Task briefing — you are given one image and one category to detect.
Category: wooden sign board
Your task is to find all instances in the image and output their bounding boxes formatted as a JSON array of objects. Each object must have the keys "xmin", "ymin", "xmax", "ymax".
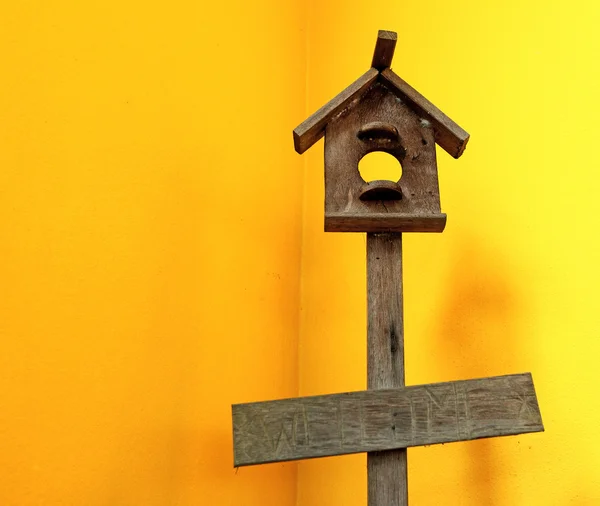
[{"xmin": 232, "ymin": 373, "xmax": 543, "ymax": 467}]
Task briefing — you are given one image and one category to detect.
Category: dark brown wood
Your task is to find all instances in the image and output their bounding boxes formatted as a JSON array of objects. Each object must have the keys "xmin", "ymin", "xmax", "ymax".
[
  {"xmin": 293, "ymin": 68, "xmax": 378, "ymax": 154},
  {"xmin": 231, "ymin": 373, "xmax": 543, "ymax": 467},
  {"xmin": 325, "ymin": 213, "xmax": 446, "ymax": 233},
  {"xmin": 380, "ymin": 68, "xmax": 469, "ymax": 158},
  {"xmin": 358, "ymin": 121, "xmax": 400, "ymax": 142},
  {"xmin": 360, "ymin": 180, "xmax": 403, "ymax": 201},
  {"xmin": 371, "ymin": 30, "xmax": 398, "ymax": 70},
  {"xmin": 294, "ymin": 31, "xmax": 470, "ymax": 233},
  {"xmin": 324, "ymin": 82, "xmax": 445, "ymax": 233},
  {"xmin": 367, "ymin": 233, "xmax": 407, "ymax": 506}
]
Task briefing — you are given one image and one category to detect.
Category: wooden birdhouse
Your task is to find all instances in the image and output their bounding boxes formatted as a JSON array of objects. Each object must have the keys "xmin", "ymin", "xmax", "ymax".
[
  {"xmin": 232, "ymin": 31, "xmax": 543, "ymax": 506},
  {"xmin": 293, "ymin": 30, "xmax": 469, "ymax": 233}
]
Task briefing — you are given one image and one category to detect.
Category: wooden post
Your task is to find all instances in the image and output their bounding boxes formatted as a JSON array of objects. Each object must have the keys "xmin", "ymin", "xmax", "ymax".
[{"xmin": 367, "ymin": 232, "xmax": 408, "ymax": 506}]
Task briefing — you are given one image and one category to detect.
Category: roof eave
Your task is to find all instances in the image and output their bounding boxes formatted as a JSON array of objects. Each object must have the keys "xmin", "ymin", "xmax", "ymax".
[
  {"xmin": 380, "ymin": 68, "xmax": 469, "ymax": 159},
  {"xmin": 293, "ymin": 68, "xmax": 379, "ymax": 154}
]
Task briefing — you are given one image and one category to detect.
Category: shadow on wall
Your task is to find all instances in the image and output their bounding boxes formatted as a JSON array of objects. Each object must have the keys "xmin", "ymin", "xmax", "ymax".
[{"xmin": 433, "ymin": 234, "xmax": 525, "ymax": 506}]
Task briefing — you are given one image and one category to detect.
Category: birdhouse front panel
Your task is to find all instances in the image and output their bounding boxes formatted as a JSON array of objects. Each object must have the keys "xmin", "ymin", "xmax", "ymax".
[{"xmin": 324, "ymin": 81, "xmax": 446, "ymax": 233}]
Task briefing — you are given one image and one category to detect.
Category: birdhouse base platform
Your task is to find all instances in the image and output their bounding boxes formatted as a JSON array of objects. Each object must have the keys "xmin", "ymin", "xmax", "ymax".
[{"xmin": 325, "ymin": 212, "xmax": 447, "ymax": 233}]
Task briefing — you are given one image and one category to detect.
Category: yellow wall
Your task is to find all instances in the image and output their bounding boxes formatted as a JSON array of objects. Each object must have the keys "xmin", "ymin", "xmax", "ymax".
[
  {"xmin": 2, "ymin": 1, "xmax": 600, "ymax": 505},
  {"xmin": 299, "ymin": 1, "xmax": 600, "ymax": 505},
  {"xmin": 0, "ymin": 1, "xmax": 305, "ymax": 504}
]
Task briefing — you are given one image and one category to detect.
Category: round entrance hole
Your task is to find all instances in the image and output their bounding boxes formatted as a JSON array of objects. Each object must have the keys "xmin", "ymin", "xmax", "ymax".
[{"xmin": 358, "ymin": 151, "xmax": 402, "ymax": 183}]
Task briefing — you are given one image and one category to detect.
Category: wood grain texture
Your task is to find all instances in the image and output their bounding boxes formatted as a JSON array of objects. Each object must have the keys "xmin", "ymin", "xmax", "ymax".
[
  {"xmin": 380, "ymin": 68, "xmax": 469, "ymax": 159},
  {"xmin": 325, "ymin": 213, "xmax": 446, "ymax": 233},
  {"xmin": 231, "ymin": 373, "xmax": 543, "ymax": 466},
  {"xmin": 367, "ymin": 233, "xmax": 407, "ymax": 506},
  {"xmin": 324, "ymin": 82, "xmax": 445, "ymax": 233},
  {"xmin": 293, "ymin": 68, "xmax": 378, "ymax": 154},
  {"xmin": 371, "ymin": 30, "xmax": 397, "ymax": 70}
]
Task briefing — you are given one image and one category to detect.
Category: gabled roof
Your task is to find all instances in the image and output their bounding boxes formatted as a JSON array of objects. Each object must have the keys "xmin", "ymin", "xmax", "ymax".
[{"xmin": 293, "ymin": 30, "xmax": 469, "ymax": 159}]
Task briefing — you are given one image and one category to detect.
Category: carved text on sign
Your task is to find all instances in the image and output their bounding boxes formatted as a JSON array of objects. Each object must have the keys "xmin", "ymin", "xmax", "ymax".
[{"xmin": 232, "ymin": 373, "xmax": 543, "ymax": 466}]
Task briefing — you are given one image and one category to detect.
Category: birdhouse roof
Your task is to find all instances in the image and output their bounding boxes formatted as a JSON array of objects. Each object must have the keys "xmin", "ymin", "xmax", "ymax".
[{"xmin": 293, "ymin": 30, "xmax": 469, "ymax": 159}]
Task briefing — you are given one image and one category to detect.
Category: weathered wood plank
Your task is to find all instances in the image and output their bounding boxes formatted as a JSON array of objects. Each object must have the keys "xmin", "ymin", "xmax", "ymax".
[
  {"xmin": 380, "ymin": 68, "xmax": 470, "ymax": 159},
  {"xmin": 371, "ymin": 30, "xmax": 397, "ymax": 70},
  {"xmin": 325, "ymin": 213, "xmax": 447, "ymax": 233},
  {"xmin": 293, "ymin": 68, "xmax": 378, "ymax": 154},
  {"xmin": 232, "ymin": 373, "xmax": 543, "ymax": 466},
  {"xmin": 367, "ymin": 233, "xmax": 407, "ymax": 506}
]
